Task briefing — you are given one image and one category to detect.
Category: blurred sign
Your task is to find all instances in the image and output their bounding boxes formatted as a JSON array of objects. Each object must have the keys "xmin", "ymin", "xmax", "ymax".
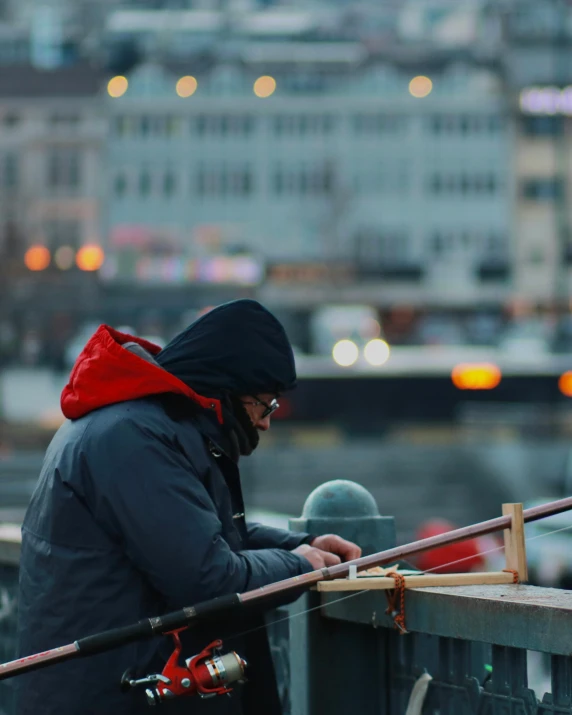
[
  {"xmin": 520, "ymin": 86, "xmax": 572, "ymax": 115},
  {"xmin": 101, "ymin": 253, "xmax": 264, "ymax": 286},
  {"xmin": 267, "ymin": 263, "xmax": 354, "ymax": 284}
]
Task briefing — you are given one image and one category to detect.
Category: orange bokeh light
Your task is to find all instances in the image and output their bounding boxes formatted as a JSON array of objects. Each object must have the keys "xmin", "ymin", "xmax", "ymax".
[
  {"xmin": 107, "ymin": 76, "xmax": 128, "ymax": 98},
  {"xmin": 451, "ymin": 363, "xmax": 501, "ymax": 390},
  {"xmin": 76, "ymin": 244, "xmax": 105, "ymax": 271},
  {"xmin": 24, "ymin": 245, "xmax": 51, "ymax": 271},
  {"xmin": 253, "ymin": 76, "xmax": 276, "ymax": 98},
  {"xmin": 176, "ymin": 76, "xmax": 198, "ymax": 97},
  {"xmin": 559, "ymin": 372, "xmax": 572, "ymax": 397},
  {"xmin": 409, "ymin": 75, "xmax": 433, "ymax": 98}
]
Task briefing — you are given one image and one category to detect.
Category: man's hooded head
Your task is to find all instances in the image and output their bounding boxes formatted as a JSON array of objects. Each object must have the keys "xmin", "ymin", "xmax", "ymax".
[{"xmin": 155, "ymin": 299, "xmax": 297, "ymax": 400}]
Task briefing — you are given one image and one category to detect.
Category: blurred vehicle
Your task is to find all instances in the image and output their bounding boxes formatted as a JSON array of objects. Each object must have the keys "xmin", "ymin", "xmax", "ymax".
[
  {"xmin": 524, "ymin": 497, "xmax": 572, "ymax": 589},
  {"xmin": 414, "ymin": 315, "xmax": 466, "ymax": 346},
  {"xmin": 499, "ymin": 318, "xmax": 553, "ymax": 357},
  {"xmin": 413, "ymin": 519, "xmax": 503, "ymax": 573},
  {"xmin": 309, "ymin": 304, "xmax": 381, "ymax": 356}
]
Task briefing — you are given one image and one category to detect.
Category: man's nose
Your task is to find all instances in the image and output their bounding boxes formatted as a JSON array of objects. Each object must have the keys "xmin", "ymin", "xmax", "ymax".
[{"xmin": 256, "ymin": 415, "xmax": 272, "ymax": 431}]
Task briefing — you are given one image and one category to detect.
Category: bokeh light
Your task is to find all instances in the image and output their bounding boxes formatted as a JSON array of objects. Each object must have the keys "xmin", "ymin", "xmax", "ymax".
[
  {"xmin": 558, "ymin": 372, "xmax": 572, "ymax": 397},
  {"xmin": 364, "ymin": 339, "xmax": 391, "ymax": 366},
  {"xmin": 107, "ymin": 76, "xmax": 128, "ymax": 98},
  {"xmin": 76, "ymin": 244, "xmax": 105, "ymax": 271},
  {"xmin": 24, "ymin": 245, "xmax": 50, "ymax": 271},
  {"xmin": 409, "ymin": 76, "xmax": 433, "ymax": 98},
  {"xmin": 332, "ymin": 339, "xmax": 359, "ymax": 367},
  {"xmin": 451, "ymin": 363, "xmax": 501, "ymax": 390},
  {"xmin": 54, "ymin": 245, "xmax": 75, "ymax": 270},
  {"xmin": 176, "ymin": 76, "xmax": 198, "ymax": 98},
  {"xmin": 253, "ymin": 76, "xmax": 276, "ymax": 98}
]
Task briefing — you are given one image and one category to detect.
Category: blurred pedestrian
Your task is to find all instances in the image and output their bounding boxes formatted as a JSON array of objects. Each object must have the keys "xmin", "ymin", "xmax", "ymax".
[
  {"xmin": 414, "ymin": 518, "xmax": 502, "ymax": 574},
  {"xmin": 16, "ymin": 299, "xmax": 361, "ymax": 715}
]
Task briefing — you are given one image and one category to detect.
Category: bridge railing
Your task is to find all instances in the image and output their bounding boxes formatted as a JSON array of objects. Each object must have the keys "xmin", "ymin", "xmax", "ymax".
[
  {"xmin": 280, "ymin": 480, "xmax": 572, "ymax": 715},
  {"xmin": 2, "ymin": 482, "xmax": 572, "ymax": 715}
]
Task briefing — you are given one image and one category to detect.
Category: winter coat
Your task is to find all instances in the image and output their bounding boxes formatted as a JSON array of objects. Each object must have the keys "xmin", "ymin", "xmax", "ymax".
[{"xmin": 16, "ymin": 301, "xmax": 313, "ymax": 715}]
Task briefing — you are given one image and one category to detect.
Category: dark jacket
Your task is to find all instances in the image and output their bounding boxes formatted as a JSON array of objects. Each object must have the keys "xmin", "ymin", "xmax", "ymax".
[{"xmin": 16, "ymin": 301, "xmax": 313, "ymax": 715}]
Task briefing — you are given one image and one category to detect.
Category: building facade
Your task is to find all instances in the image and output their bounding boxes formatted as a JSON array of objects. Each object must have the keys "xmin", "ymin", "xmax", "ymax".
[
  {"xmin": 0, "ymin": 63, "xmax": 106, "ymax": 362},
  {"xmin": 504, "ymin": 0, "xmax": 572, "ymax": 308},
  {"xmin": 104, "ymin": 49, "xmax": 512, "ymax": 308}
]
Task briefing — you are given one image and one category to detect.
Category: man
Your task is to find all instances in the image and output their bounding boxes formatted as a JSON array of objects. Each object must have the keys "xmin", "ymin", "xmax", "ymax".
[{"xmin": 16, "ymin": 299, "xmax": 360, "ymax": 715}]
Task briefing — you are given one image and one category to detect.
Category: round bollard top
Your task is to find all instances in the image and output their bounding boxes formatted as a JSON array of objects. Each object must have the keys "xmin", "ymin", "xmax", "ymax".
[{"xmin": 301, "ymin": 480, "xmax": 380, "ymax": 519}]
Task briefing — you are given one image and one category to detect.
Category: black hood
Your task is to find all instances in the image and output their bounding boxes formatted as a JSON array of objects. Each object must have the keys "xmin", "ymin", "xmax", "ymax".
[{"xmin": 155, "ymin": 299, "xmax": 297, "ymax": 399}]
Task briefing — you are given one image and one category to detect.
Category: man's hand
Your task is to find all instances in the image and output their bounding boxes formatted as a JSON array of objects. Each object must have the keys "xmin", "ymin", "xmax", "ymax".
[
  {"xmin": 291, "ymin": 544, "xmax": 342, "ymax": 570},
  {"xmin": 309, "ymin": 534, "xmax": 362, "ymax": 562}
]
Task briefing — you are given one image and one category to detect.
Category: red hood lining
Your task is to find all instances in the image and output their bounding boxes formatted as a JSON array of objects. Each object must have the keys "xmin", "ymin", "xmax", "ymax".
[{"xmin": 61, "ymin": 325, "xmax": 223, "ymax": 423}]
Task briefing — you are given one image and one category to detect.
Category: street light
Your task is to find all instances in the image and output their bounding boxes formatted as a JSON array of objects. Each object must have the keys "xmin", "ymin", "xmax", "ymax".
[{"xmin": 24, "ymin": 245, "xmax": 50, "ymax": 271}]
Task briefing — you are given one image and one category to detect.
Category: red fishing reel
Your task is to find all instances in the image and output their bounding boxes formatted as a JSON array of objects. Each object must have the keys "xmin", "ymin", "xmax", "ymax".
[{"xmin": 121, "ymin": 629, "xmax": 247, "ymax": 706}]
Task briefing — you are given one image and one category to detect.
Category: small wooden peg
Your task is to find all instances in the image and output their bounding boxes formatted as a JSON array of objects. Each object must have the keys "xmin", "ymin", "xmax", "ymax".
[{"xmin": 502, "ymin": 503, "xmax": 528, "ymax": 583}]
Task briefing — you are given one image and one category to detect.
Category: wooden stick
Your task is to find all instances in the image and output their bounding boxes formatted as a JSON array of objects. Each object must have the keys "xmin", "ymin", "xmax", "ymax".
[
  {"xmin": 316, "ymin": 571, "xmax": 516, "ymax": 592},
  {"xmin": 502, "ymin": 503, "xmax": 528, "ymax": 582}
]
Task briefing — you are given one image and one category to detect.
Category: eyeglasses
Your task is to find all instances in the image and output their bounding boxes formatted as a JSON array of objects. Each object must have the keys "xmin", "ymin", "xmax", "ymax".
[{"xmin": 241, "ymin": 396, "xmax": 280, "ymax": 419}]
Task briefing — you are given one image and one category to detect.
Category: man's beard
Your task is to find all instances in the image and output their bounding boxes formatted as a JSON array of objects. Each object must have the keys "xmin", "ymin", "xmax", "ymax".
[{"xmin": 224, "ymin": 394, "xmax": 260, "ymax": 459}]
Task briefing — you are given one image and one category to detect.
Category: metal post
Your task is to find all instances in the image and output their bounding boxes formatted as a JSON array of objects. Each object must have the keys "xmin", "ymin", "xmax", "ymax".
[{"xmin": 288, "ymin": 479, "xmax": 396, "ymax": 715}]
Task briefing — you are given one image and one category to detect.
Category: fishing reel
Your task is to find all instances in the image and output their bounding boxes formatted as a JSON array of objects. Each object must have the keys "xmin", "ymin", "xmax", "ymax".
[{"xmin": 121, "ymin": 629, "xmax": 247, "ymax": 706}]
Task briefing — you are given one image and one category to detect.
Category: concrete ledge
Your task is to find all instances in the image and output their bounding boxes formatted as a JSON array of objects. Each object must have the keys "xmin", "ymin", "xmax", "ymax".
[{"xmin": 322, "ymin": 584, "xmax": 572, "ymax": 655}]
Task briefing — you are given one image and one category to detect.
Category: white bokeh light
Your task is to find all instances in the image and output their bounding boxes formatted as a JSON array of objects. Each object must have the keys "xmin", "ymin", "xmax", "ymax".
[
  {"xmin": 364, "ymin": 339, "xmax": 390, "ymax": 366},
  {"xmin": 332, "ymin": 339, "xmax": 359, "ymax": 367}
]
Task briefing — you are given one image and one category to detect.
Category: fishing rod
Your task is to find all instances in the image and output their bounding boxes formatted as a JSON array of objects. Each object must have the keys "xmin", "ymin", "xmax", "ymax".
[{"xmin": 2, "ymin": 495, "xmax": 572, "ymax": 706}]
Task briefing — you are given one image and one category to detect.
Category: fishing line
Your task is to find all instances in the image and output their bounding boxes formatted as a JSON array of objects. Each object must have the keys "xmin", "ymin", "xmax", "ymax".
[{"xmin": 229, "ymin": 519, "xmax": 572, "ymax": 642}]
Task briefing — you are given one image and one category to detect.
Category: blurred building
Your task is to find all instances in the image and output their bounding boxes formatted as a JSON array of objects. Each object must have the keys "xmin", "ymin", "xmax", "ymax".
[
  {"xmin": 103, "ymin": 48, "xmax": 511, "ymax": 310},
  {"xmin": 503, "ymin": 0, "xmax": 572, "ymax": 308},
  {"xmin": 0, "ymin": 63, "xmax": 106, "ymax": 364},
  {"xmin": 4, "ymin": 0, "xmax": 572, "ymax": 356}
]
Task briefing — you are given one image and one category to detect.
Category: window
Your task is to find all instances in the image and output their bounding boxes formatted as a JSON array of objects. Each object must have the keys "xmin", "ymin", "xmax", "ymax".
[
  {"xmin": 353, "ymin": 113, "xmax": 406, "ymax": 135},
  {"xmin": 112, "ymin": 116, "xmax": 136, "ymax": 137},
  {"xmin": 163, "ymin": 170, "xmax": 177, "ymax": 197},
  {"xmin": 195, "ymin": 164, "xmax": 254, "ymax": 197},
  {"xmin": 139, "ymin": 170, "xmax": 152, "ymax": 197},
  {"xmin": 521, "ymin": 116, "xmax": 563, "ymax": 137},
  {"xmin": 428, "ymin": 114, "xmax": 505, "ymax": 135},
  {"xmin": 49, "ymin": 114, "xmax": 80, "ymax": 127},
  {"xmin": 430, "ymin": 232, "xmax": 448, "ymax": 256},
  {"xmin": 428, "ymin": 231, "xmax": 470, "ymax": 257},
  {"xmin": 486, "ymin": 233, "xmax": 509, "ymax": 257},
  {"xmin": 46, "ymin": 148, "xmax": 81, "ymax": 191},
  {"xmin": 354, "ymin": 229, "xmax": 410, "ymax": 265},
  {"xmin": 192, "ymin": 114, "xmax": 255, "ymax": 137},
  {"xmin": 165, "ymin": 116, "xmax": 181, "ymax": 137},
  {"xmin": 521, "ymin": 178, "xmax": 564, "ymax": 200},
  {"xmin": 114, "ymin": 172, "xmax": 128, "ymax": 198},
  {"xmin": 2, "ymin": 152, "xmax": 17, "ymax": 189},
  {"xmin": 273, "ymin": 114, "xmax": 336, "ymax": 137},
  {"xmin": 427, "ymin": 173, "xmax": 501, "ymax": 196},
  {"xmin": 272, "ymin": 163, "xmax": 335, "ymax": 197},
  {"xmin": 140, "ymin": 116, "xmax": 151, "ymax": 137}
]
